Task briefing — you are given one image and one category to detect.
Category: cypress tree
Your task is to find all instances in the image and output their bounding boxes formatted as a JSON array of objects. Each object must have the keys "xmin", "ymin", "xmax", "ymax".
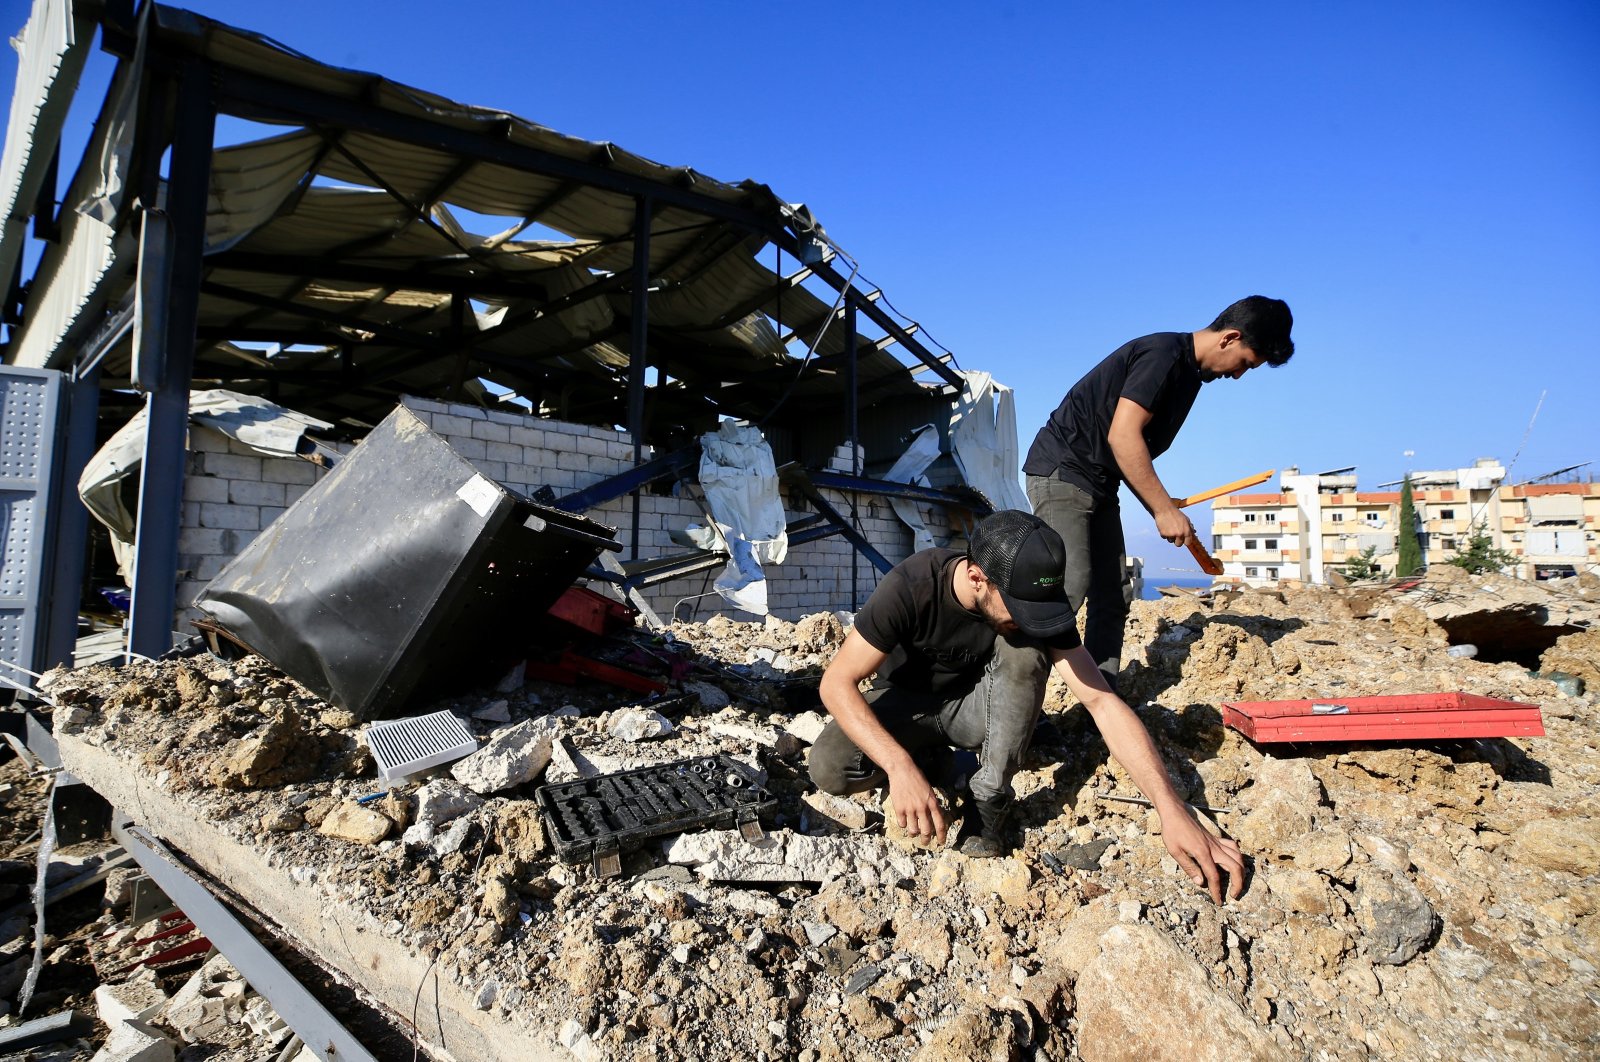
[{"xmin": 1396, "ymin": 476, "xmax": 1423, "ymax": 577}]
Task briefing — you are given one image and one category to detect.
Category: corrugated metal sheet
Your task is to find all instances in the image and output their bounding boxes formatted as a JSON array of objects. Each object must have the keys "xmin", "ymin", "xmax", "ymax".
[{"xmin": 0, "ymin": 0, "xmax": 91, "ymax": 286}]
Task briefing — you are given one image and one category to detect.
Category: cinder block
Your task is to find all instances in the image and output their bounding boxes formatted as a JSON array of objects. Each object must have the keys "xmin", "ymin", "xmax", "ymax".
[
  {"xmin": 284, "ymin": 484, "xmax": 312, "ymax": 506},
  {"xmin": 472, "ymin": 421, "xmax": 511, "ymax": 443},
  {"xmin": 177, "ymin": 528, "xmax": 227, "ymax": 555},
  {"xmin": 486, "ymin": 441, "xmax": 522, "ymax": 464},
  {"xmin": 199, "ymin": 503, "xmax": 260, "ymax": 531},
  {"xmin": 260, "ymin": 506, "xmax": 286, "ymax": 526},
  {"xmin": 201, "ymin": 453, "xmax": 262, "ymax": 480},
  {"xmin": 446, "ymin": 403, "xmax": 488, "ymax": 420},
  {"xmin": 189, "ymin": 427, "xmax": 231, "ymax": 453},
  {"xmin": 509, "ymin": 426, "xmax": 545, "ymax": 449},
  {"xmin": 230, "ymin": 481, "xmax": 286, "ymax": 507},
  {"xmin": 487, "ymin": 410, "xmax": 525, "ymax": 426},
  {"xmin": 450, "ymin": 437, "xmax": 488, "ymax": 460},
  {"xmin": 195, "ymin": 555, "xmax": 230, "ymax": 580},
  {"xmin": 433, "ymin": 414, "xmax": 474, "ymax": 437},
  {"xmin": 472, "ymin": 460, "xmax": 507, "ymax": 482},
  {"xmin": 182, "ymin": 476, "xmax": 230, "ymax": 504},
  {"xmin": 181, "ymin": 501, "xmax": 201, "ymax": 528},
  {"xmin": 401, "ymin": 395, "xmax": 446, "ymax": 414},
  {"xmin": 606, "ymin": 441, "xmax": 635, "ymax": 462},
  {"xmin": 263, "ymin": 460, "xmax": 317, "ymax": 485},
  {"xmin": 573, "ymin": 434, "xmax": 607, "ymax": 457},
  {"xmin": 541, "ymin": 468, "xmax": 577, "ymax": 489}
]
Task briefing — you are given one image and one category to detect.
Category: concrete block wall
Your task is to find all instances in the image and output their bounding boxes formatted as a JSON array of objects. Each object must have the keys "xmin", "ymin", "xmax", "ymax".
[
  {"xmin": 170, "ymin": 398, "xmax": 968, "ymax": 633},
  {"xmin": 173, "ymin": 426, "xmax": 351, "ymax": 632}
]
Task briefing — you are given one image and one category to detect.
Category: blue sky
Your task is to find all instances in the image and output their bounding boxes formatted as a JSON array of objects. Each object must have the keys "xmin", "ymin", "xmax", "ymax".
[{"xmin": 4, "ymin": 0, "xmax": 1597, "ymax": 573}]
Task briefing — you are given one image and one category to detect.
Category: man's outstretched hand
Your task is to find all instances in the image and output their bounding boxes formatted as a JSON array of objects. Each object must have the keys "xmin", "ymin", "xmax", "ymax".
[
  {"xmin": 887, "ymin": 766, "xmax": 947, "ymax": 847},
  {"xmin": 1162, "ymin": 809, "xmax": 1246, "ymax": 904}
]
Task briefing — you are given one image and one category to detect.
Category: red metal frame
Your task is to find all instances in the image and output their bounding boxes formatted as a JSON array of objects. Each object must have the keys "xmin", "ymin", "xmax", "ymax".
[{"xmin": 1221, "ymin": 692, "xmax": 1545, "ymax": 743}]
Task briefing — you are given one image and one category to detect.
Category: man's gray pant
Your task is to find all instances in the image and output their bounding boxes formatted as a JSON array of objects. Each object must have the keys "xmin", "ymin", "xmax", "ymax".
[
  {"xmin": 1025, "ymin": 473, "xmax": 1132, "ymax": 691},
  {"xmin": 807, "ymin": 635, "xmax": 1050, "ymax": 836}
]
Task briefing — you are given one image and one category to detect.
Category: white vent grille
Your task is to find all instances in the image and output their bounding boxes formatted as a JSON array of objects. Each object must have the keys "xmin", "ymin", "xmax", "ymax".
[{"xmin": 365, "ymin": 711, "xmax": 478, "ymax": 786}]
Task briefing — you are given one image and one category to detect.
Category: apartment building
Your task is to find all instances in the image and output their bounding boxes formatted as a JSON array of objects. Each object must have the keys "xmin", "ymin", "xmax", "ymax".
[{"xmin": 1209, "ymin": 459, "xmax": 1598, "ymax": 587}]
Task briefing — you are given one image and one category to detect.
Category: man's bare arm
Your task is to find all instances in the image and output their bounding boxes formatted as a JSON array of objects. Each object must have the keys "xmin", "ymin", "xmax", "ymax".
[
  {"xmin": 1107, "ymin": 396, "xmax": 1193, "ymax": 546},
  {"xmin": 819, "ymin": 631, "xmax": 947, "ymax": 844},
  {"xmin": 1051, "ymin": 645, "xmax": 1245, "ymax": 902}
]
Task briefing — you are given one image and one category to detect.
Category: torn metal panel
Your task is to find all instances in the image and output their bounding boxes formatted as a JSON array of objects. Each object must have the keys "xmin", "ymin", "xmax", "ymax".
[
  {"xmin": 76, "ymin": 388, "xmax": 332, "ymax": 580},
  {"xmin": 194, "ymin": 405, "xmax": 619, "ymax": 719},
  {"xmin": 950, "ymin": 371, "xmax": 1030, "ymax": 514},
  {"xmin": 0, "ymin": 0, "xmax": 93, "ymax": 285}
]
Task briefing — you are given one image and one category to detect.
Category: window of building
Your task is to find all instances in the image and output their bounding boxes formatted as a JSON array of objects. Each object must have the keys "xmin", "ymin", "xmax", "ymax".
[
  {"xmin": 1439, "ymin": 509, "xmax": 1455, "ymax": 520},
  {"xmin": 1244, "ymin": 513, "xmax": 1258, "ymax": 523},
  {"xmin": 1365, "ymin": 512, "xmax": 1382, "ymax": 524},
  {"xmin": 1244, "ymin": 538, "xmax": 1257, "ymax": 550},
  {"xmin": 1266, "ymin": 567, "xmax": 1279, "ymax": 580},
  {"xmin": 1265, "ymin": 513, "xmax": 1278, "ymax": 523},
  {"xmin": 1441, "ymin": 537, "xmax": 1457, "ymax": 550},
  {"xmin": 1245, "ymin": 567, "xmax": 1259, "ymax": 578},
  {"xmin": 1330, "ymin": 512, "xmax": 1345, "ymax": 523},
  {"xmin": 1265, "ymin": 538, "xmax": 1278, "ymax": 550}
]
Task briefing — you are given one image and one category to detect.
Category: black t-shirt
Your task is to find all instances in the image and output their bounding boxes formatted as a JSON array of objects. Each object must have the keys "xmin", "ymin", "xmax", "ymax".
[
  {"xmin": 1022, "ymin": 331, "xmax": 1203, "ymax": 502},
  {"xmin": 854, "ymin": 548, "xmax": 1081, "ymax": 699}
]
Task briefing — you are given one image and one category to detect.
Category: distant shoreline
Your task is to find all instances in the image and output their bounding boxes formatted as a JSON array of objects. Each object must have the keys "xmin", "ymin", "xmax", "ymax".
[{"xmin": 1140, "ymin": 575, "xmax": 1216, "ymax": 600}]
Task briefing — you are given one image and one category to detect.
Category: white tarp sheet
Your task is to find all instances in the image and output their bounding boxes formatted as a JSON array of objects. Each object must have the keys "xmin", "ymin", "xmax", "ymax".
[
  {"xmin": 696, "ymin": 421, "xmax": 788, "ymax": 614},
  {"xmin": 949, "ymin": 371, "xmax": 1029, "ymax": 514},
  {"xmin": 79, "ymin": 389, "xmax": 331, "ymax": 580},
  {"xmin": 882, "ymin": 424, "xmax": 943, "ymax": 554}
]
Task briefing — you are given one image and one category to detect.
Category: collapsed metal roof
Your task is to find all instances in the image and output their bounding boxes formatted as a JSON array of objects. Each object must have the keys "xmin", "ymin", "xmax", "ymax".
[{"xmin": 3, "ymin": 2, "xmax": 965, "ymax": 449}]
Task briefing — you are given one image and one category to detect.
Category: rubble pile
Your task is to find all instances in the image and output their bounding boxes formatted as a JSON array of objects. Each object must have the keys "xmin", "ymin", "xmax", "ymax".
[{"xmin": 8, "ymin": 571, "xmax": 1599, "ymax": 1060}]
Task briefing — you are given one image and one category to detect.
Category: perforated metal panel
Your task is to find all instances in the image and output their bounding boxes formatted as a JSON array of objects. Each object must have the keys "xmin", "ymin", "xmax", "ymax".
[{"xmin": 0, "ymin": 367, "xmax": 63, "ymax": 681}]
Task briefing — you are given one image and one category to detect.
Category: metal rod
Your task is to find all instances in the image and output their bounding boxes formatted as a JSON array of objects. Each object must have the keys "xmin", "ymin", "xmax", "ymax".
[
  {"xmin": 627, "ymin": 195, "xmax": 652, "ymax": 561},
  {"xmin": 113, "ymin": 823, "xmax": 379, "ymax": 1062},
  {"xmin": 846, "ymin": 294, "xmax": 860, "ymax": 610}
]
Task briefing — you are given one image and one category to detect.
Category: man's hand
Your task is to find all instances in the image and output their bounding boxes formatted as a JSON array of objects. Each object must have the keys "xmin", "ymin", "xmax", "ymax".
[
  {"xmin": 1161, "ymin": 807, "xmax": 1245, "ymax": 904},
  {"xmin": 888, "ymin": 765, "xmax": 947, "ymax": 846},
  {"xmin": 1154, "ymin": 507, "xmax": 1195, "ymax": 546}
]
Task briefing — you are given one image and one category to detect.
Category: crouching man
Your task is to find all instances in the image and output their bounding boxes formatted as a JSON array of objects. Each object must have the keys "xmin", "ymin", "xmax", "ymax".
[{"xmin": 808, "ymin": 509, "xmax": 1243, "ymax": 902}]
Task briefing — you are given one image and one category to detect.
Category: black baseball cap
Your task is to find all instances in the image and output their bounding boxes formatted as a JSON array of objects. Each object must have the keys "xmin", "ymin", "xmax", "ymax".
[{"xmin": 967, "ymin": 510, "xmax": 1077, "ymax": 637}]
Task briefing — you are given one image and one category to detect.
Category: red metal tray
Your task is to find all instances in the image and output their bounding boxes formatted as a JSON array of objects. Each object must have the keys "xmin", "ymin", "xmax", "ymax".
[{"xmin": 1221, "ymin": 692, "xmax": 1545, "ymax": 743}]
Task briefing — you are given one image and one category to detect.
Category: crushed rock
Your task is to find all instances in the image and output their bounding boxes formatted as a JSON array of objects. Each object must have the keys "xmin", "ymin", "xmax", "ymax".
[{"xmin": 28, "ymin": 576, "xmax": 1600, "ymax": 1060}]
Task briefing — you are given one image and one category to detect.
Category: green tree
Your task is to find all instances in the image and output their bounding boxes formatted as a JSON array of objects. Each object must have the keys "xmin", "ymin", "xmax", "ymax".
[
  {"xmin": 1448, "ymin": 520, "xmax": 1516, "ymax": 574},
  {"xmin": 1396, "ymin": 476, "xmax": 1423, "ymax": 577},
  {"xmin": 1342, "ymin": 545, "xmax": 1383, "ymax": 581}
]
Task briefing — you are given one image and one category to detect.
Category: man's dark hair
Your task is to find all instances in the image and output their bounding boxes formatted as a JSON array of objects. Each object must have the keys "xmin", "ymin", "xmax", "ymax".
[{"xmin": 1208, "ymin": 296, "xmax": 1295, "ymax": 365}]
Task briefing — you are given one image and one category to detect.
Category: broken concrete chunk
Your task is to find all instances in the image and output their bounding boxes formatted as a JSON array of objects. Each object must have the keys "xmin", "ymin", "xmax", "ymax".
[
  {"xmin": 683, "ymin": 680, "xmax": 731, "ymax": 710},
  {"xmin": 1355, "ymin": 867, "xmax": 1436, "ymax": 965},
  {"xmin": 472, "ymin": 699, "xmax": 512, "ymax": 722},
  {"xmin": 609, "ymin": 708, "xmax": 673, "ymax": 743},
  {"xmin": 318, "ymin": 801, "xmax": 393, "ymax": 845},
  {"xmin": 161, "ymin": 955, "xmax": 245, "ymax": 1044},
  {"xmin": 414, "ymin": 779, "xmax": 485, "ymax": 829},
  {"xmin": 88, "ymin": 1019, "xmax": 175, "ymax": 1062},
  {"xmin": 1076, "ymin": 923, "xmax": 1278, "ymax": 1061},
  {"xmin": 1510, "ymin": 816, "xmax": 1600, "ymax": 875},
  {"xmin": 451, "ymin": 717, "xmax": 557, "ymax": 794},
  {"xmin": 802, "ymin": 790, "xmax": 873, "ymax": 832},
  {"xmin": 665, "ymin": 829, "xmax": 916, "ymax": 884},
  {"xmin": 785, "ymin": 710, "xmax": 828, "ymax": 745},
  {"xmin": 94, "ymin": 975, "xmax": 168, "ymax": 1026}
]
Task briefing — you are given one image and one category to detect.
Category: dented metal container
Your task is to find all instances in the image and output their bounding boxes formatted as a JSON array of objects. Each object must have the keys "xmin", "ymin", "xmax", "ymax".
[{"xmin": 194, "ymin": 405, "xmax": 618, "ymax": 719}]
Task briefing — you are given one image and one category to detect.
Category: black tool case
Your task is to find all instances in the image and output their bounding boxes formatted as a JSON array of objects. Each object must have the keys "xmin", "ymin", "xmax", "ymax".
[
  {"xmin": 193, "ymin": 405, "xmax": 617, "ymax": 720},
  {"xmin": 536, "ymin": 754, "xmax": 776, "ymax": 876}
]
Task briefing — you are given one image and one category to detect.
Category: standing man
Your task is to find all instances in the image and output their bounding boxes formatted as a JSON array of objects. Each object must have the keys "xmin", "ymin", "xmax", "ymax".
[
  {"xmin": 1023, "ymin": 296, "xmax": 1295, "ymax": 692},
  {"xmin": 808, "ymin": 509, "xmax": 1243, "ymax": 902}
]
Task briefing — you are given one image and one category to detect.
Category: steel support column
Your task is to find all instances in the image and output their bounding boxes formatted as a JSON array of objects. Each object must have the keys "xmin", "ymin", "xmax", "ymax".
[
  {"xmin": 845, "ymin": 295, "xmax": 861, "ymax": 610},
  {"xmin": 42, "ymin": 367, "xmax": 101, "ymax": 668},
  {"xmin": 626, "ymin": 196, "xmax": 651, "ymax": 560},
  {"xmin": 128, "ymin": 62, "xmax": 215, "ymax": 659}
]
